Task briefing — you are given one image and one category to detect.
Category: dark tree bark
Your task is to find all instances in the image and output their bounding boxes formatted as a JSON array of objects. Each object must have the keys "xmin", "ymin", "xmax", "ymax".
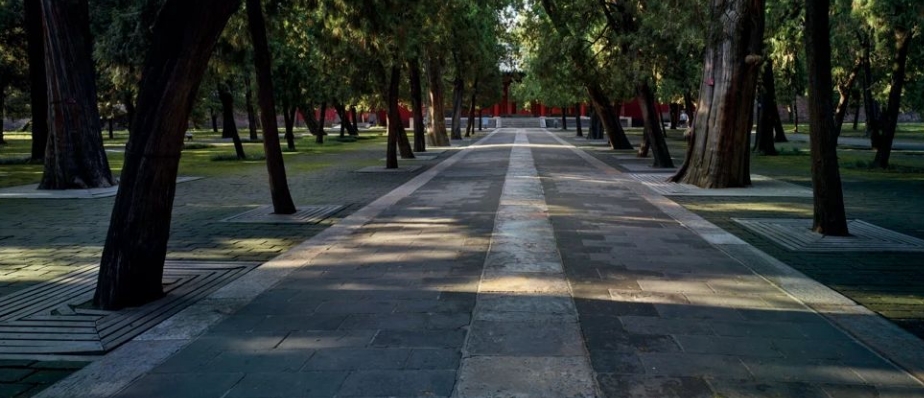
[
  {"xmin": 247, "ymin": 0, "xmax": 296, "ymax": 214},
  {"xmin": 587, "ymin": 84, "xmax": 633, "ymax": 149},
  {"xmin": 287, "ymin": 107, "xmax": 296, "ymax": 149},
  {"xmin": 38, "ymin": 0, "xmax": 116, "ymax": 190},
  {"xmin": 804, "ymin": 0, "xmax": 848, "ymax": 236},
  {"xmin": 303, "ymin": 104, "xmax": 322, "ymax": 137},
  {"xmin": 316, "ymin": 102, "xmax": 327, "ymax": 144},
  {"xmin": 107, "ymin": 118, "xmax": 114, "ymax": 139},
  {"xmin": 852, "ymin": 90, "xmax": 861, "ymax": 131},
  {"xmin": 450, "ymin": 75, "xmax": 463, "ymax": 140},
  {"xmin": 834, "ymin": 58, "xmax": 861, "ymax": 137},
  {"xmin": 95, "ymin": 0, "xmax": 241, "ymax": 310},
  {"xmin": 575, "ymin": 103, "xmax": 583, "ymax": 137},
  {"xmin": 671, "ymin": 0, "xmax": 764, "ymax": 188},
  {"xmin": 465, "ymin": 78, "xmax": 478, "ymax": 138},
  {"xmin": 334, "ymin": 103, "xmax": 357, "ymax": 136},
  {"xmin": 408, "ymin": 58, "xmax": 426, "ymax": 151},
  {"xmin": 210, "ymin": 107, "xmax": 218, "ymax": 132},
  {"xmin": 859, "ymin": 31, "xmax": 881, "ymax": 146},
  {"xmin": 0, "ymin": 84, "xmax": 6, "ymax": 144},
  {"xmin": 668, "ymin": 103, "xmax": 680, "ymax": 130},
  {"xmin": 385, "ymin": 65, "xmax": 400, "ymax": 168},
  {"xmin": 637, "ymin": 82, "xmax": 674, "ymax": 168},
  {"xmin": 25, "ymin": 0, "xmax": 48, "ymax": 160},
  {"xmin": 122, "ymin": 91, "xmax": 135, "ymax": 132},
  {"xmin": 872, "ymin": 30, "xmax": 913, "ymax": 169},
  {"xmin": 561, "ymin": 107, "xmax": 568, "ymax": 130},
  {"xmin": 217, "ymin": 81, "xmax": 246, "ymax": 159},
  {"xmin": 350, "ymin": 105, "xmax": 359, "ymax": 136},
  {"xmin": 754, "ymin": 59, "xmax": 779, "ymax": 155},
  {"xmin": 426, "ymin": 55, "xmax": 450, "ymax": 146},
  {"xmin": 588, "ymin": 105, "xmax": 603, "ymax": 139},
  {"xmin": 244, "ymin": 73, "xmax": 258, "ymax": 141}
]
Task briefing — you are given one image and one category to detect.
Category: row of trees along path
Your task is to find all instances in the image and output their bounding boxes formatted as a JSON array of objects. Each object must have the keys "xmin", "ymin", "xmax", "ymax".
[{"xmin": 1, "ymin": 0, "xmax": 919, "ymax": 309}]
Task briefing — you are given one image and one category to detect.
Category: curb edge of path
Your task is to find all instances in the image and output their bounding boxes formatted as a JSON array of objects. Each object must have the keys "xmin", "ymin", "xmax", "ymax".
[{"xmin": 543, "ymin": 129, "xmax": 924, "ymax": 387}]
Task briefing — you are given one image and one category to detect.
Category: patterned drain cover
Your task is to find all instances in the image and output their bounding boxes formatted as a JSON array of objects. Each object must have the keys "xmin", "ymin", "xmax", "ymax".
[
  {"xmin": 629, "ymin": 174, "xmax": 812, "ymax": 197},
  {"xmin": 733, "ymin": 218, "xmax": 924, "ymax": 252},
  {"xmin": 0, "ymin": 261, "xmax": 258, "ymax": 355},
  {"xmin": 221, "ymin": 204, "xmax": 343, "ymax": 224}
]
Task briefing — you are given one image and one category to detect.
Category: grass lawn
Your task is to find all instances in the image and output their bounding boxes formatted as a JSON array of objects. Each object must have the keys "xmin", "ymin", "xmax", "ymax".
[
  {"xmin": 0, "ymin": 128, "xmax": 389, "ymax": 189},
  {"xmin": 782, "ymin": 122, "xmax": 924, "ymax": 141}
]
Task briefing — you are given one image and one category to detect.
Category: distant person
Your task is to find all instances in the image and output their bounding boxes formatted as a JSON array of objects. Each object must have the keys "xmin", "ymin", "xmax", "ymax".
[{"xmin": 679, "ymin": 110, "xmax": 689, "ymax": 127}]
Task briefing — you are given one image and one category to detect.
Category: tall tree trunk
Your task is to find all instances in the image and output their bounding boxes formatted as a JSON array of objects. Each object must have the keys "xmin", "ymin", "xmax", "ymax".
[
  {"xmin": 834, "ymin": 59, "xmax": 861, "ymax": 137},
  {"xmin": 575, "ymin": 103, "xmax": 583, "ymax": 137},
  {"xmin": 426, "ymin": 55, "xmax": 450, "ymax": 146},
  {"xmin": 122, "ymin": 91, "xmax": 135, "ymax": 132},
  {"xmin": 587, "ymin": 84, "xmax": 633, "ymax": 149},
  {"xmin": 670, "ymin": 0, "xmax": 764, "ymax": 188},
  {"xmin": 754, "ymin": 59, "xmax": 778, "ymax": 155},
  {"xmin": 210, "ymin": 107, "xmax": 218, "ymax": 133},
  {"xmin": 408, "ymin": 58, "xmax": 426, "ymax": 151},
  {"xmin": 95, "ymin": 0, "xmax": 240, "ymax": 310},
  {"xmin": 285, "ymin": 106, "xmax": 296, "ymax": 150},
  {"xmin": 303, "ymin": 104, "xmax": 321, "ymax": 136},
  {"xmin": 561, "ymin": 107, "xmax": 568, "ymax": 130},
  {"xmin": 38, "ymin": 0, "xmax": 116, "ymax": 190},
  {"xmin": 637, "ymin": 82, "xmax": 674, "ymax": 167},
  {"xmin": 350, "ymin": 105, "xmax": 359, "ymax": 136},
  {"xmin": 804, "ymin": 0, "xmax": 848, "ymax": 236},
  {"xmin": 107, "ymin": 117, "xmax": 114, "ymax": 139},
  {"xmin": 873, "ymin": 30, "xmax": 913, "ymax": 169},
  {"xmin": 385, "ymin": 65, "xmax": 400, "ymax": 168},
  {"xmin": 450, "ymin": 76, "xmax": 463, "ymax": 140},
  {"xmin": 218, "ymin": 81, "xmax": 246, "ymax": 159},
  {"xmin": 316, "ymin": 102, "xmax": 327, "ymax": 144},
  {"xmin": 852, "ymin": 90, "xmax": 861, "ymax": 131},
  {"xmin": 0, "ymin": 84, "xmax": 6, "ymax": 144},
  {"xmin": 244, "ymin": 73, "xmax": 258, "ymax": 141},
  {"xmin": 859, "ymin": 31, "xmax": 881, "ymax": 146},
  {"xmin": 25, "ymin": 0, "xmax": 48, "ymax": 160},
  {"xmin": 247, "ymin": 0, "xmax": 296, "ymax": 214},
  {"xmin": 668, "ymin": 103, "xmax": 680, "ymax": 130},
  {"xmin": 466, "ymin": 78, "xmax": 478, "ymax": 138},
  {"xmin": 334, "ymin": 103, "xmax": 357, "ymax": 136}
]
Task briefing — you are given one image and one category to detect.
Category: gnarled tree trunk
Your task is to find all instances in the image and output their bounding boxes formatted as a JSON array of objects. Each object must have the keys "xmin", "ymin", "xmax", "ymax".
[
  {"xmin": 671, "ymin": 0, "xmax": 764, "ymax": 188},
  {"xmin": 754, "ymin": 59, "xmax": 779, "ymax": 155},
  {"xmin": 450, "ymin": 75, "xmax": 463, "ymax": 140},
  {"xmin": 247, "ymin": 0, "xmax": 296, "ymax": 214},
  {"xmin": 587, "ymin": 84, "xmax": 633, "ymax": 149},
  {"xmin": 95, "ymin": 0, "xmax": 241, "ymax": 310},
  {"xmin": 244, "ymin": 73, "xmax": 258, "ymax": 141},
  {"xmin": 574, "ymin": 103, "xmax": 583, "ymax": 137},
  {"xmin": 316, "ymin": 102, "xmax": 327, "ymax": 144},
  {"xmin": 466, "ymin": 78, "xmax": 478, "ymax": 138},
  {"xmin": 39, "ymin": 0, "xmax": 115, "ymax": 190}
]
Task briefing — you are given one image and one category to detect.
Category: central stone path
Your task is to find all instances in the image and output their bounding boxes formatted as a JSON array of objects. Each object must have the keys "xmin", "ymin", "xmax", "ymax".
[{"xmin": 455, "ymin": 131, "xmax": 596, "ymax": 397}]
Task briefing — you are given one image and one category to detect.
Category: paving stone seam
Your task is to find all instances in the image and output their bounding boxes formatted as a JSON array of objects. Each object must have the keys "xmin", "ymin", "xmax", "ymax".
[
  {"xmin": 453, "ymin": 130, "xmax": 599, "ymax": 398},
  {"xmin": 33, "ymin": 130, "xmax": 503, "ymax": 398},
  {"xmin": 542, "ymin": 129, "xmax": 924, "ymax": 387}
]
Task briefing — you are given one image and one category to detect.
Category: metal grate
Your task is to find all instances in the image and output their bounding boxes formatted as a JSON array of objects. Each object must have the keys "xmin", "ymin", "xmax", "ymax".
[
  {"xmin": 0, "ymin": 261, "xmax": 257, "ymax": 355},
  {"xmin": 221, "ymin": 204, "xmax": 343, "ymax": 224},
  {"xmin": 733, "ymin": 218, "xmax": 924, "ymax": 252}
]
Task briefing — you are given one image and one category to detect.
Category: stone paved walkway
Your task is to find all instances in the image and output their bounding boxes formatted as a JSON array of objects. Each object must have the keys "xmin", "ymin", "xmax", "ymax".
[{"xmin": 34, "ymin": 129, "xmax": 924, "ymax": 397}]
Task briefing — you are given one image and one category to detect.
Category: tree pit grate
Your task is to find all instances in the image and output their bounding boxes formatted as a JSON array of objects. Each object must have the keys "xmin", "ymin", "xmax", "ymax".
[
  {"xmin": 221, "ymin": 204, "xmax": 343, "ymax": 224},
  {"xmin": 629, "ymin": 173, "xmax": 812, "ymax": 197},
  {"xmin": 733, "ymin": 218, "xmax": 924, "ymax": 252},
  {"xmin": 0, "ymin": 261, "xmax": 258, "ymax": 356}
]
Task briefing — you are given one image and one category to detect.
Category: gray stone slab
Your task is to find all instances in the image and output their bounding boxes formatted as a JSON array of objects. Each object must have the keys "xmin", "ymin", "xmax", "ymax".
[
  {"xmin": 275, "ymin": 330, "xmax": 376, "ymax": 350},
  {"xmin": 336, "ymin": 370, "xmax": 456, "ymax": 397},
  {"xmin": 596, "ymin": 373, "xmax": 714, "ymax": 398},
  {"xmin": 381, "ymin": 155, "xmax": 437, "ymax": 161},
  {"xmin": 112, "ymin": 372, "xmax": 245, "ymax": 398},
  {"xmin": 224, "ymin": 371, "xmax": 348, "ymax": 398},
  {"xmin": 302, "ymin": 348, "xmax": 410, "ymax": 370},
  {"xmin": 455, "ymin": 356, "xmax": 596, "ymax": 398},
  {"xmin": 371, "ymin": 330, "xmax": 466, "ymax": 349},
  {"xmin": 476, "ymin": 295, "xmax": 575, "ymax": 316},
  {"xmin": 707, "ymin": 379, "xmax": 830, "ymax": 398},
  {"xmin": 637, "ymin": 352, "xmax": 752, "ymax": 378},
  {"xmin": 405, "ymin": 349, "xmax": 461, "ymax": 370},
  {"xmin": 206, "ymin": 349, "xmax": 313, "ymax": 372},
  {"xmin": 673, "ymin": 335, "xmax": 781, "ymax": 358},
  {"xmin": 466, "ymin": 320, "xmax": 585, "ymax": 356}
]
